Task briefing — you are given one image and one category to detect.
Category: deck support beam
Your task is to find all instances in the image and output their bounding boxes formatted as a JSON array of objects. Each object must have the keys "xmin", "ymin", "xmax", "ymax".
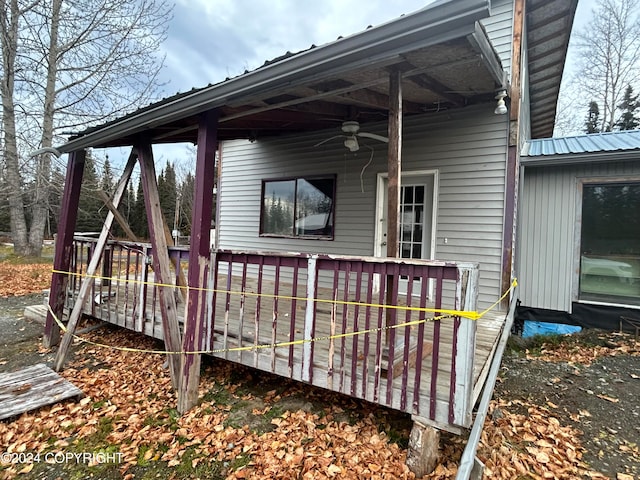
[
  {"xmin": 44, "ymin": 150, "xmax": 85, "ymax": 348},
  {"xmin": 138, "ymin": 141, "xmax": 183, "ymax": 391},
  {"xmin": 178, "ymin": 109, "xmax": 218, "ymax": 413},
  {"xmin": 406, "ymin": 420, "xmax": 440, "ymax": 477},
  {"xmin": 53, "ymin": 151, "xmax": 137, "ymax": 369}
]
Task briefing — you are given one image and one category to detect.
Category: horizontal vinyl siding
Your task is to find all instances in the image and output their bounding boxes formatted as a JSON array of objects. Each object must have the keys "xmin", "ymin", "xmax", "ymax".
[
  {"xmin": 219, "ymin": 104, "xmax": 508, "ymax": 309},
  {"xmin": 518, "ymin": 159, "xmax": 640, "ymax": 312},
  {"xmin": 480, "ymin": 0, "xmax": 513, "ymax": 75}
]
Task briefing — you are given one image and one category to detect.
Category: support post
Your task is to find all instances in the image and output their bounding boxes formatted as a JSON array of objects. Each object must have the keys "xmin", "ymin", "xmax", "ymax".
[
  {"xmin": 501, "ymin": 0, "xmax": 525, "ymax": 307},
  {"xmin": 385, "ymin": 69, "xmax": 403, "ymax": 342},
  {"xmin": 138, "ymin": 141, "xmax": 183, "ymax": 391},
  {"xmin": 53, "ymin": 151, "xmax": 137, "ymax": 369},
  {"xmin": 178, "ymin": 109, "xmax": 218, "ymax": 413},
  {"xmin": 44, "ymin": 150, "xmax": 86, "ymax": 348},
  {"xmin": 406, "ymin": 420, "xmax": 440, "ymax": 477}
]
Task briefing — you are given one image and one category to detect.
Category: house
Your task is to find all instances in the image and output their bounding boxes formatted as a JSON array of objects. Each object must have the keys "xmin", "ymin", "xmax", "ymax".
[
  {"xmin": 517, "ymin": 130, "xmax": 640, "ymax": 331},
  {"xmin": 41, "ymin": 0, "xmax": 578, "ymax": 475}
]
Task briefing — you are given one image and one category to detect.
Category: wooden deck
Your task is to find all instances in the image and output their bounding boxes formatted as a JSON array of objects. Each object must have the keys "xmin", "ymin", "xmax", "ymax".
[{"xmin": 54, "ymin": 241, "xmax": 508, "ymax": 432}]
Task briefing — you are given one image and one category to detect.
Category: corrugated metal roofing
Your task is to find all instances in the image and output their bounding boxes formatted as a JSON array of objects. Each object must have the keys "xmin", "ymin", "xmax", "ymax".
[{"xmin": 524, "ymin": 130, "xmax": 640, "ymax": 156}]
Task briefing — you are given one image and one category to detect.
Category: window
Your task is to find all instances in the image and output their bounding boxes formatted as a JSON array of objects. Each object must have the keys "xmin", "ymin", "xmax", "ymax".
[
  {"xmin": 260, "ymin": 176, "xmax": 335, "ymax": 239},
  {"xmin": 579, "ymin": 181, "xmax": 640, "ymax": 306}
]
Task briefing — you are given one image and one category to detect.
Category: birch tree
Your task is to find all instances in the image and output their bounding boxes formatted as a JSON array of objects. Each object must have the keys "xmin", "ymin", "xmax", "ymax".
[
  {"xmin": 572, "ymin": 0, "xmax": 640, "ymax": 133},
  {"xmin": 0, "ymin": 0, "xmax": 172, "ymax": 256}
]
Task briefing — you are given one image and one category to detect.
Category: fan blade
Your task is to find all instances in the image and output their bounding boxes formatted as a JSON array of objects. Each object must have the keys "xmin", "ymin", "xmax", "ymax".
[
  {"xmin": 314, "ymin": 135, "xmax": 345, "ymax": 147},
  {"xmin": 357, "ymin": 132, "xmax": 388, "ymax": 143}
]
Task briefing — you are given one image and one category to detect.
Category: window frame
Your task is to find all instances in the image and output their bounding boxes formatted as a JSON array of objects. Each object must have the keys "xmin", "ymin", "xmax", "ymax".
[
  {"xmin": 574, "ymin": 176, "xmax": 640, "ymax": 308},
  {"xmin": 259, "ymin": 174, "xmax": 336, "ymax": 240}
]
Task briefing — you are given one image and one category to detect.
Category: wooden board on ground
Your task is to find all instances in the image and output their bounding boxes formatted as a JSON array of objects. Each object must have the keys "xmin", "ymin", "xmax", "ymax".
[{"xmin": 0, "ymin": 363, "xmax": 83, "ymax": 420}]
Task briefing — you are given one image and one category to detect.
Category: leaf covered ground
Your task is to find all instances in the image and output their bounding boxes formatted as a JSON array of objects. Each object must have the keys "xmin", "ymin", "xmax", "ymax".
[{"xmin": 0, "ymin": 263, "xmax": 638, "ymax": 479}]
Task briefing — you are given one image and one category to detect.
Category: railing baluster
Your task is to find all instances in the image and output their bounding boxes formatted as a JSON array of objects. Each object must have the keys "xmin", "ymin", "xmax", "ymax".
[
  {"xmin": 361, "ymin": 263, "xmax": 374, "ymax": 401},
  {"xmin": 287, "ymin": 260, "xmax": 299, "ymax": 378},
  {"xmin": 238, "ymin": 257, "xmax": 248, "ymax": 361},
  {"xmin": 373, "ymin": 267, "xmax": 386, "ymax": 404},
  {"xmin": 386, "ymin": 263, "xmax": 400, "ymax": 406},
  {"xmin": 302, "ymin": 256, "xmax": 317, "ymax": 383},
  {"xmin": 413, "ymin": 267, "xmax": 429, "ymax": 415},
  {"xmin": 430, "ymin": 267, "xmax": 444, "ymax": 420},
  {"xmin": 254, "ymin": 255, "xmax": 264, "ymax": 368},
  {"xmin": 207, "ymin": 251, "xmax": 219, "ymax": 351},
  {"xmin": 339, "ymin": 261, "xmax": 351, "ymax": 393},
  {"xmin": 271, "ymin": 257, "xmax": 281, "ymax": 372},
  {"xmin": 400, "ymin": 265, "xmax": 415, "ymax": 411},
  {"xmin": 223, "ymin": 259, "xmax": 233, "ymax": 360},
  {"xmin": 350, "ymin": 262, "xmax": 363, "ymax": 397}
]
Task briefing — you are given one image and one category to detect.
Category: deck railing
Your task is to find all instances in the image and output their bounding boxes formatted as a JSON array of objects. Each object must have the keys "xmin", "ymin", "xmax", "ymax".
[{"xmin": 67, "ymin": 237, "xmax": 479, "ymax": 429}]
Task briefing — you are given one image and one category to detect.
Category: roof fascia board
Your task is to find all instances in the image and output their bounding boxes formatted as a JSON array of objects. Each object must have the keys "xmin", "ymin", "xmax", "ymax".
[
  {"xmin": 521, "ymin": 151, "xmax": 640, "ymax": 166},
  {"xmin": 58, "ymin": 0, "xmax": 490, "ymax": 153}
]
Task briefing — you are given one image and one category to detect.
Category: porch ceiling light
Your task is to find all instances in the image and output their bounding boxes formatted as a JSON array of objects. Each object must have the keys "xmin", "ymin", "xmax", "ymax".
[
  {"xmin": 344, "ymin": 135, "xmax": 359, "ymax": 152},
  {"xmin": 494, "ymin": 90, "xmax": 508, "ymax": 115}
]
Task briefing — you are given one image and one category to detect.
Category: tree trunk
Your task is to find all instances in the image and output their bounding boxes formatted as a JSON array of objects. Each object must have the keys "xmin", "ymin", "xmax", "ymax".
[
  {"xmin": 0, "ymin": 0, "xmax": 30, "ymax": 256},
  {"xmin": 28, "ymin": 0, "xmax": 62, "ymax": 257}
]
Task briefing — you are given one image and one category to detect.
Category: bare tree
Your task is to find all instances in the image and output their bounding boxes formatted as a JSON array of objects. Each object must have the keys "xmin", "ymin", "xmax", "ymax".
[
  {"xmin": 0, "ymin": 0, "xmax": 172, "ymax": 256},
  {"xmin": 570, "ymin": 0, "xmax": 640, "ymax": 133}
]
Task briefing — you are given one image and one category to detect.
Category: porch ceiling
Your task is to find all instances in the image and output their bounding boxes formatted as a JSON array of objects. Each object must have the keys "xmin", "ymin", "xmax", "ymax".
[{"xmin": 59, "ymin": 0, "xmax": 506, "ymax": 153}]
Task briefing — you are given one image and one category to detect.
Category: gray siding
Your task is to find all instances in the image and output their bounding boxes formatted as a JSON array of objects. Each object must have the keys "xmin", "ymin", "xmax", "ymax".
[
  {"xmin": 480, "ymin": 0, "xmax": 513, "ymax": 75},
  {"xmin": 219, "ymin": 104, "xmax": 508, "ymax": 308},
  {"xmin": 518, "ymin": 160, "xmax": 640, "ymax": 311}
]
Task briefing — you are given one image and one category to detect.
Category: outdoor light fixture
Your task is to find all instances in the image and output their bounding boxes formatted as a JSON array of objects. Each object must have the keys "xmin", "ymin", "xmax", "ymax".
[
  {"xmin": 494, "ymin": 90, "xmax": 508, "ymax": 115},
  {"xmin": 344, "ymin": 136, "xmax": 359, "ymax": 152}
]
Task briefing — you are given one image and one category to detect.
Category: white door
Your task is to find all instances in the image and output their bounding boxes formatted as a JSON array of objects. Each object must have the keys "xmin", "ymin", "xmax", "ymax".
[{"xmin": 375, "ymin": 171, "xmax": 437, "ymax": 295}]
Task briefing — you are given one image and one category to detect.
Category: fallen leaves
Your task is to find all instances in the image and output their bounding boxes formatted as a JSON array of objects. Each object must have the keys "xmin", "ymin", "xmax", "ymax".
[
  {"xmin": 527, "ymin": 332, "xmax": 640, "ymax": 365},
  {"xmin": 0, "ymin": 261, "xmax": 51, "ymax": 297}
]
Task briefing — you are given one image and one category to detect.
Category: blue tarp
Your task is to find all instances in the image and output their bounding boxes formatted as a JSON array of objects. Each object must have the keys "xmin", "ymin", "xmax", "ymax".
[{"xmin": 523, "ymin": 320, "xmax": 582, "ymax": 338}]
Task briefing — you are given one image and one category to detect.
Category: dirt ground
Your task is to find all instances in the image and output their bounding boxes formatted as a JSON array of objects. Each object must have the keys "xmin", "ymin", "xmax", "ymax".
[{"xmin": 1, "ymin": 293, "xmax": 639, "ymax": 479}]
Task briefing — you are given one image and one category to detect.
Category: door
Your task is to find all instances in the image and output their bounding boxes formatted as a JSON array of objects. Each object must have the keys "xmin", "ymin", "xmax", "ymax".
[{"xmin": 375, "ymin": 171, "xmax": 437, "ymax": 295}]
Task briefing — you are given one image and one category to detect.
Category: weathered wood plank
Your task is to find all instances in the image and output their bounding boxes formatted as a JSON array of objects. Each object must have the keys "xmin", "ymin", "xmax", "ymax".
[
  {"xmin": 0, "ymin": 364, "xmax": 83, "ymax": 420},
  {"xmin": 138, "ymin": 142, "xmax": 182, "ymax": 391}
]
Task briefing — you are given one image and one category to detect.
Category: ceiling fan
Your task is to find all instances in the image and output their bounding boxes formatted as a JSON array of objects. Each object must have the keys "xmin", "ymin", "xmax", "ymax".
[{"xmin": 314, "ymin": 121, "xmax": 388, "ymax": 152}]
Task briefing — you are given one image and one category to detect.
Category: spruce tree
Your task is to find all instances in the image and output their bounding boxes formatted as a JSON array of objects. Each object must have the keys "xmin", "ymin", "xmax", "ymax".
[
  {"xmin": 615, "ymin": 85, "xmax": 640, "ymax": 130},
  {"xmin": 584, "ymin": 101, "xmax": 601, "ymax": 134}
]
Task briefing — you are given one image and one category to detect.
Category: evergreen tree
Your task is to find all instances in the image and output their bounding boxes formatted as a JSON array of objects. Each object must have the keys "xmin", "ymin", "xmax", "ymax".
[
  {"xmin": 76, "ymin": 153, "xmax": 105, "ymax": 233},
  {"xmin": 101, "ymin": 157, "xmax": 115, "ymax": 195},
  {"xmin": 615, "ymin": 85, "xmax": 640, "ymax": 130},
  {"xmin": 158, "ymin": 162, "xmax": 177, "ymax": 232},
  {"xmin": 178, "ymin": 172, "xmax": 195, "ymax": 236},
  {"xmin": 584, "ymin": 101, "xmax": 601, "ymax": 134},
  {"xmin": 131, "ymin": 177, "xmax": 148, "ymax": 239}
]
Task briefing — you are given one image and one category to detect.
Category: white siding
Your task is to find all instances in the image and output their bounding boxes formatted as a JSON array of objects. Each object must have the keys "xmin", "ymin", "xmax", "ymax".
[
  {"xmin": 219, "ymin": 104, "xmax": 508, "ymax": 308},
  {"xmin": 480, "ymin": 0, "xmax": 513, "ymax": 75},
  {"xmin": 518, "ymin": 160, "xmax": 640, "ymax": 312}
]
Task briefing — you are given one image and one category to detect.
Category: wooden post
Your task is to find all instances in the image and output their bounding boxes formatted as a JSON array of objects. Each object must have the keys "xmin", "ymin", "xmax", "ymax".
[
  {"xmin": 178, "ymin": 109, "xmax": 218, "ymax": 413},
  {"xmin": 386, "ymin": 69, "xmax": 402, "ymax": 260},
  {"xmin": 137, "ymin": 141, "xmax": 183, "ymax": 391},
  {"xmin": 406, "ymin": 420, "xmax": 440, "ymax": 477},
  {"xmin": 44, "ymin": 150, "xmax": 85, "ymax": 348},
  {"xmin": 53, "ymin": 151, "xmax": 137, "ymax": 369},
  {"xmin": 385, "ymin": 69, "xmax": 403, "ymax": 342},
  {"xmin": 501, "ymin": 0, "xmax": 525, "ymax": 307}
]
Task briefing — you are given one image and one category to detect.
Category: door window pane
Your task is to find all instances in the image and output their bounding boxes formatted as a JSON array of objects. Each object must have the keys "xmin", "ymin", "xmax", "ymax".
[{"xmin": 579, "ymin": 182, "xmax": 640, "ymax": 305}]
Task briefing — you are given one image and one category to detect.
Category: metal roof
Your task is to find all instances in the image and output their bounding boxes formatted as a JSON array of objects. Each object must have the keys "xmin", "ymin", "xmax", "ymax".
[
  {"xmin": 55, "ymin": 0, "xmax": 577, "ymax": 153},
  {"xmin": 58, "ymin": 0, "xmax": 503, "ymax": 153},
  {"xmin": 525, "ymin": 130, "xmax": 640, "ymax": 156}
]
